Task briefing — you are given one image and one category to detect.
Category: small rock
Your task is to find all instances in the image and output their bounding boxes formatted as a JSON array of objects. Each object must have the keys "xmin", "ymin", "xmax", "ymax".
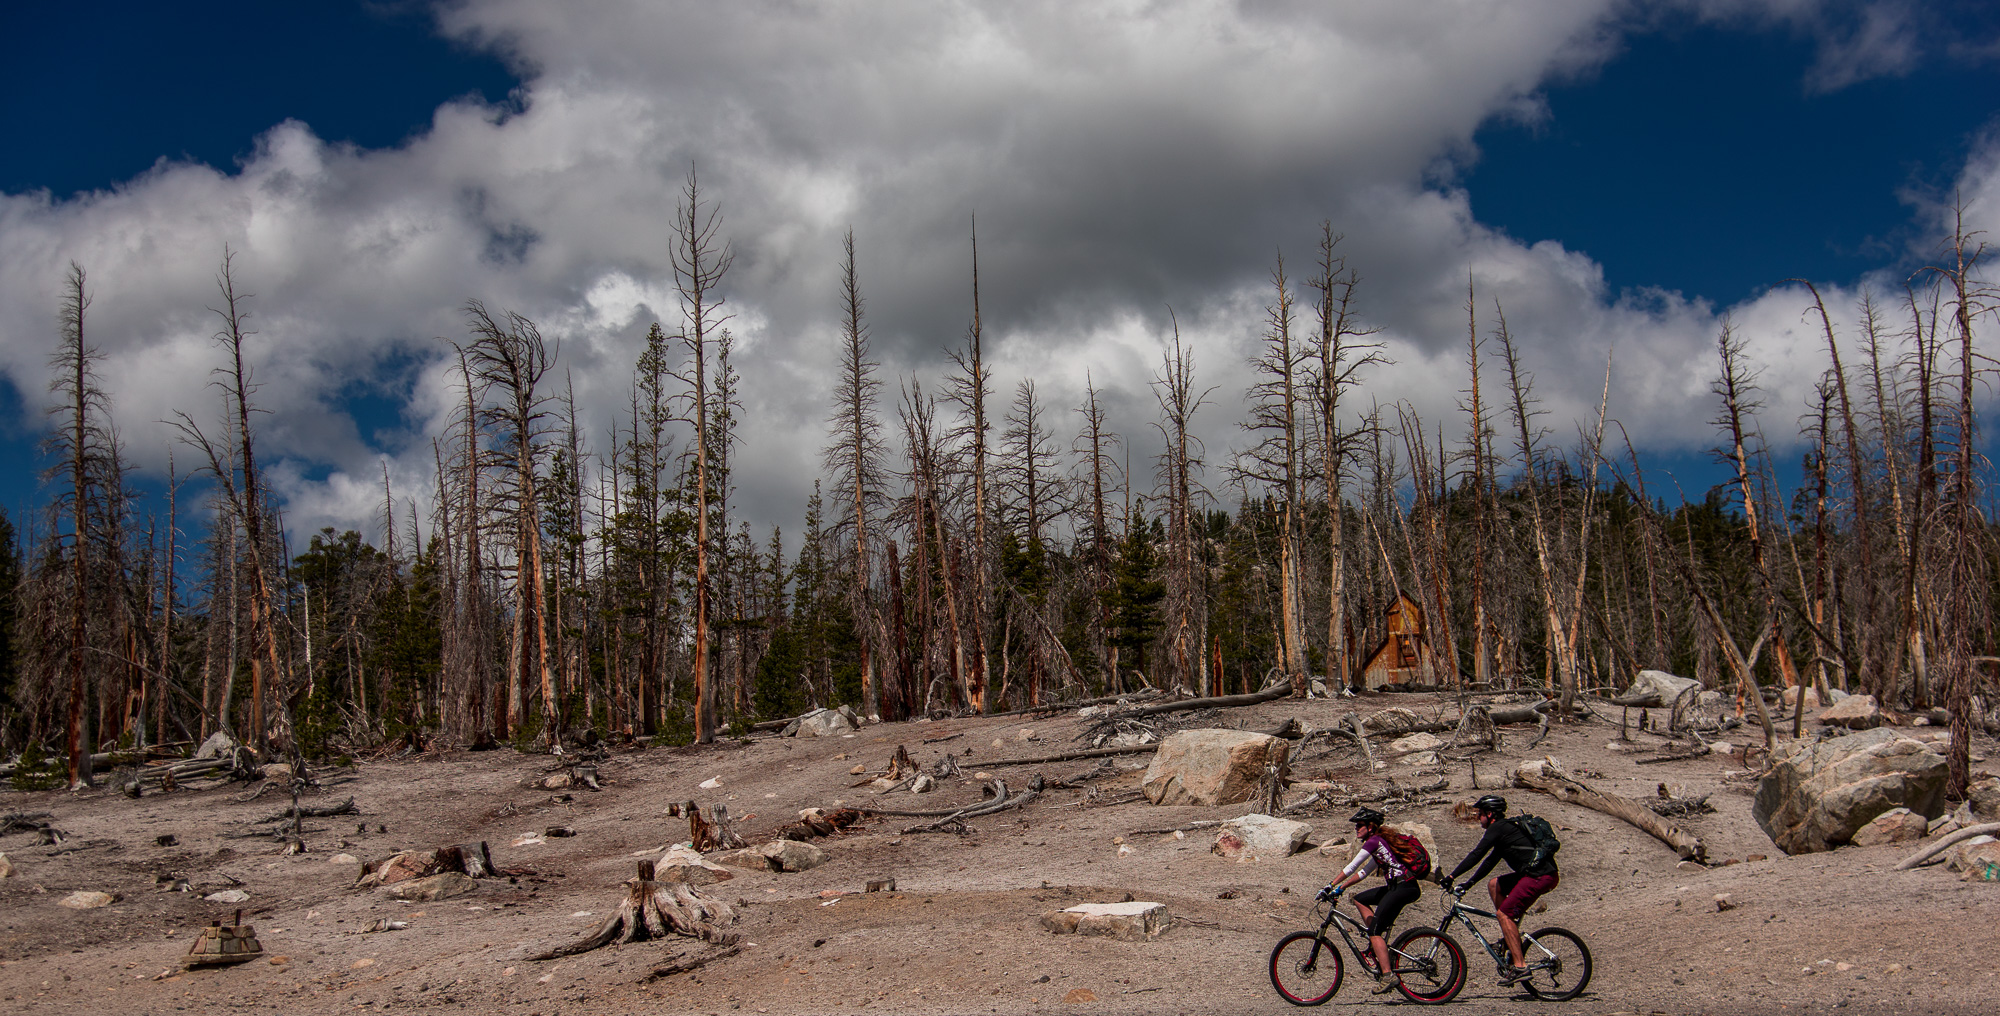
[
  {"xmin": 1676, "ymin": 860, "xmax": 1707, "ymax": 873},
  {"xmin": 1835, "ymin": 962, "xmax": 1854, "ymax": 972},
  {"xmin": 699, "ymin": 777, "xmax": 722, "ymax": 789},
  {"xmin": 267, "ymin": 955, "xmax": 289, "ymax": 965},
  {"xmin": 194, "ymin": 730, "xmax": 240, "ymax": 759},
  {"xmin": 1076, "ymin": 705, "xmax": 1105, "ymax": 718},
  {"xmin": 849, "ymin": 764, "xmax": 866, "ymax": 775},
  {"xmin": 59, "ymin": 891, "xmax": 116, "ymax": 909},
  {"xmin": 1064, "ymin": 988, "xmax": 1097, "ymax": 1003},
  {"xmin": 974, "ymin": 772, "xmax": 993, "ymax": 781},
  {"xmin": 1713, "ymin": 893, "xmax": 1735, "ymax": 912},
  {"xmin": 911, "ymin": 774, "xmax": 936, "ymax": 794},
  {"xmin": 0, "ymin": 852, "xmax": 13, "ymax": 879},
  {"xmin": 204, "ymin": 889, "xmax": 251, "ymax": 903},
  {"xmin": 352, "ymin": 958, "xmax": 376, "ymax": 970},
  {"xmin": 870, "ymin": 778, "xmax": 897, "ymax": 791},
  {"xmin": 545, "ymin": 826, "xmax": 577, "ymax": 838},
  {"xmin": 1746, "ymin": 854, "xmax": 1767, "ymax": 862},
  {"xmin": 154, "ymin": 834, "xmax": 178, "ymax": 847},
  {"xmin": 328, "ymin": 853, "xmax": 360, "ymax": 865},
  {"xmin": 1399, "ymin": 750, "xmax": 1440, "ymax": 767},
  {"xmin": 1017, "ymin": 728, "xmax": 1036, "ymax": 741},
  {"xmin": 992, "ymin": 739, "xmax": 1006, "ymax": 748}
]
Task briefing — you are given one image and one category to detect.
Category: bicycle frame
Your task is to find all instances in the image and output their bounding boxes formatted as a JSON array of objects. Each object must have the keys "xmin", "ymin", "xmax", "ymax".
[
  {"xmin": 1431, "ymin": 888, "xmax": 1561, "ymax": 972},
  {"xmin": 1304, "ymin": 892, "xmax": 1419, "ymax": 975}
]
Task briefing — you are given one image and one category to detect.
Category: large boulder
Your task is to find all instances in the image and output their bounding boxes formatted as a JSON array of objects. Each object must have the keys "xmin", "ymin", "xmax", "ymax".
[
  {"xmin": 1782, "ymin": 686, "xmax": 1849, "ymax": 711},
  {"xmin": 1964, "ymin": 778, "xmax": 2000, "ymax": 822},
  {"xmin": 656, "ymin": 846, "xmax": 734, "ymax": 885},
  {"xmin": 758, "ymin": 839, "xmax": 828, "ymax": 872},
  {"xmin": 1140, "ymin": 730, "xmax": 1288, "ymax": 807},
  {"xmin": 194, "ymin": 730, "xmax": 240, "ymax": 760},
  {"xmin": 387, "ymin": 871, "xmax": 477, "ymax": 902},
  {"xmin": 1819, "ymin": 695, "xmax": 1884, "ymax": 730},
  {"xmin": 1612, "ymin": 670, "xmax": 1701, "ymax": 708},
  {"xmin": 790, "ymin": 709, "xmax": 855, "ymax": 738},
  {"xmin": 1387, "ymin": 732, "xmax": 1444, "ymax": 755},
  {"xmin": 1753, "ymin": 728, "xmax": 1949, "ymax": 854},
  {"xmin": 1211, "ymin": 814, "xmax": 1312, "ymax": 860}
]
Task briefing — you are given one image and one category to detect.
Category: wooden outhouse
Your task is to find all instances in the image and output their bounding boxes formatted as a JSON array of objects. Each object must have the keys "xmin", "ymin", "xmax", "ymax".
[{"xmin": 1356, "ymin": 593, "xmax": 1452, "ymax": 691}]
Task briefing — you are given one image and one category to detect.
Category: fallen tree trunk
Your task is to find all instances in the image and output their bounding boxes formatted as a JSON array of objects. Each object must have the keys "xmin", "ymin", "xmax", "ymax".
[
  {"xmin": 1488, "ymin": 700, "xmax": 1557, "ymax": 725},
  {"xmin": 252, "ymin": 797, "xmax": 356, "ymax": 825},
  {"xmin": 979, "ymin": 743, "xmax": 1160, "ymax": 768},
  {"xmin": 1512, "ymin": 757, "xmax": 1705, "ymax": 862},
  {"xmin": 1893, "ymin": 822, "xmax": 2000, "ymax": 871},
  {"xmin": 529, "ymin": 861, "xmax": 739, "ymax": 959},
  {"xmin": 1109, "ymin": 682, "xmax": 1289, "ymax": 719}
]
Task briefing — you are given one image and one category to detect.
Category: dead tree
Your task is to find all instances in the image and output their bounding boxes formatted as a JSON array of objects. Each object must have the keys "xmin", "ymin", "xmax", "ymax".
[
  {"xmin": 671, "ymin": 166, "xmax": 734, "ymax": 743},
  {"xmin": 1308, "ymin": 225, "xmax": 1381, "ymax": 693},
  {"xmin": 1237, "ymin": 253, "xmax": 1310, "ymax": 694},
  {"xmin": 463, "ymin": 302, "xmax": 559, "ymax": 749},
  {"xmin": 824, "ymin": 229, "xmax": 889, "ymax": 718},
  {"xmin": 943, "ymin": 222, "xmax": 993, "ymax": 712}
]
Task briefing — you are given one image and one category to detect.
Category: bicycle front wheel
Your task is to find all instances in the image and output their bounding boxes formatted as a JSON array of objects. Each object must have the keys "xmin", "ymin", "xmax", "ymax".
[
  {"xmin": 1390, "ymin": 928, "xmax": 1466, "ymax": 1003},
  {"xmin": 1520, "ymin": 927, "xmax": 1592, "ymax": 1001},
  {"xmin": 1269, "ymin": 931, "xmax": 1345, "ymax": 1005}
]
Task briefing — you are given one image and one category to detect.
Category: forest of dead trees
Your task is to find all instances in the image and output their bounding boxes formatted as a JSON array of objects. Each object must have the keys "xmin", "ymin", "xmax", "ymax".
[{"xmin": 2, "ymin": 175, "xmax": 1995, "ymax": 801}]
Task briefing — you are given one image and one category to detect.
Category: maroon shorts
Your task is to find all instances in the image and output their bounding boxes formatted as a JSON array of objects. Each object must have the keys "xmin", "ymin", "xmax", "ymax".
[{"xmin": 1494, "ymin": 871, "xmax": 1558, "ymax": 921}]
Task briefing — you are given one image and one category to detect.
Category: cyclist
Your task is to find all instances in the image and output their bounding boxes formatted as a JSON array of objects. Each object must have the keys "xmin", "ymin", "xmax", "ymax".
[
  {"xmin": 1327, "ymin": 807, "xmax": 1424, "ymax": 994},
  {"xmin": 1440, "ymin": 794, "xmax": 1559, "ymax": 985}
]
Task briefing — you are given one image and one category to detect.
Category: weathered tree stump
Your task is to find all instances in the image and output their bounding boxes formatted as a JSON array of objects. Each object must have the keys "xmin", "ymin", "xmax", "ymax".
[
  {"xmin": 529, "ymin": 861, "xmax": 739, "ymax": 960},
  {"xmin": 688, "ymin": 802, "xmax": 747, "ymax": 851}
]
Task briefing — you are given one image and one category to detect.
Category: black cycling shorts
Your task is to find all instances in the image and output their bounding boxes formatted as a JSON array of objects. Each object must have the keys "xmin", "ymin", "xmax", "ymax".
[{"xmin": 1353, "ymin": 879, "xmax": 1421, "ymax": 936}]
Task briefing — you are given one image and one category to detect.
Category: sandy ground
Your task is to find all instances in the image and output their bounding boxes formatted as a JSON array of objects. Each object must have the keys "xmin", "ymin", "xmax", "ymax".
[{"xmin": 2, "ymin": 693, "xmax": 1996, "ymax": 1016}]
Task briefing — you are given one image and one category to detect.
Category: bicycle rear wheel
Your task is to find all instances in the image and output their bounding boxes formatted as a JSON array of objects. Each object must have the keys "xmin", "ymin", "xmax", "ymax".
[
  {"xmin": 1520, "ymin": 927, "xmax": 1592, "ymax": 1001},
  {"xmin": 1390, "ymin": 928, "xmax": 1466, "ymax": 1003},
  {"xmin": 1269, "ymin": 931, "xmax": 1345, "ymax": 1005}
]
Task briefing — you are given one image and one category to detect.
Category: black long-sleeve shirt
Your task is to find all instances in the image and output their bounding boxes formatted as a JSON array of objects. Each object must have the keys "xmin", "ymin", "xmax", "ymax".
[{"xmin": 1449, "ymin": 817, "xmax": 1556, "ymax": 884}]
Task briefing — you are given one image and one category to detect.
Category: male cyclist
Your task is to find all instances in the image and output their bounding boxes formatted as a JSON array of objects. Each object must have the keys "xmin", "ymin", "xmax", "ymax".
[
  {"xmin": 1441, "ymin": 794, "xmax": 1559, "ymax": 985},
  {"xmin": 1327, "ymin": 807, "xmax": 1424, "ymax": 994}
]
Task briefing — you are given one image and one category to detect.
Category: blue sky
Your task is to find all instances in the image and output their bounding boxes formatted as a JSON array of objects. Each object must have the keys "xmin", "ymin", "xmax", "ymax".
[{"xmin": 0, "ymin": 2, "xmax": 1995, "ymax": 546}]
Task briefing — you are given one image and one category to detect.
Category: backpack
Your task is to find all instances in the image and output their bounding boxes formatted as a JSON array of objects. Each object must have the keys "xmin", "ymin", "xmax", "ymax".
[
  {"xmin": 1513, "ymin": 813, "xmax": 1562, "ymax": 870},
  {"xmin": 1381, "ymin": 830, "xmax": 1431, "ymax": 881}
]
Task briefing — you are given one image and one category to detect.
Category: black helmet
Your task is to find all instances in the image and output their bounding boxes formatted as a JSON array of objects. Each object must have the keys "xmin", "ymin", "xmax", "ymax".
[
  {"xmin": 1350, "ymin": 807, "xmax": 1386, "ymax": 826},
  {"xmin": 1473, "ymin": 795, "xmax": 1508, "ymax": 815}
]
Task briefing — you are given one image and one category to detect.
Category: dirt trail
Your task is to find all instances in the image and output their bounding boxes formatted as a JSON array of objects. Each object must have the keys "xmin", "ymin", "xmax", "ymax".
[{"xmin": 1, "ymin": 693, "xmax": 1994, "ymax": 1015}]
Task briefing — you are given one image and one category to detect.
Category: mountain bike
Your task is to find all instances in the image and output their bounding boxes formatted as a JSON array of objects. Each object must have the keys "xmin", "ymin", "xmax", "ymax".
[
  {"xmin": 1268, "ymin": 883, "xmax": 1466, "ymax": 1005},
  {"xmin": 1389, "ymin": 879, "xmax": 1593, "ymax": 1002}
]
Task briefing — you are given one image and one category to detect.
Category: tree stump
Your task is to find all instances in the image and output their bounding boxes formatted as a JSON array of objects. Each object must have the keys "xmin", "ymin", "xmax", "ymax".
[
  {"xmin": 529, "ymin": 861, "xmax": 739, "ymax": 960},
  {"xmin": 688, "ymin": 802, "xmax": 747, "ymax": 851}
]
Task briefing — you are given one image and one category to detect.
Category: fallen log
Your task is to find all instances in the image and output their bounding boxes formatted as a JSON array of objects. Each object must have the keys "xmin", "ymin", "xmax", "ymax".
[
  {"xmin": 978, "ymin": 743, "xmax": 1159, "ymax": 768},
  {"xmin": 1893, "ymin": 822, "xmax": 2000, "ymax": 871},
  {"xmin": 252, "ymin": 797, "xmax": 356, "ymax": 825},
  {"xmin": 1511, "ymin": 757, "xmax": 1705, "ymax": 862},
  {"xmin": 529, "ymin": 861, "xmax": 739, "ymax": 960},
  {"xmin": 1488, "ymin": 700, "xmax": 1557, "ymax": 725},
  {"xmin": 750, "ymin": 807, "xmax": 868, "ymax": 843},
  {"xmin": 899, "ymin": 776, "xmax": 1043, "ymax": 834},
  {"xmin": 1109, "ymin": 682, "xmax": 1289, "ymax": 719}
]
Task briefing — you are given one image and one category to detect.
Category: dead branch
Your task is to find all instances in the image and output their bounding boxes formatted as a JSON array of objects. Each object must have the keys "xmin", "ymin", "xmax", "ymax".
[
  {"xmin": 648, "ymin": 944, "xmax": 742, "ymax": 980},
  {"xmin": 1127, "ymin": 819, "xmax": 1227, "ymax": 836},
  {"xmin": 1512, "ymin": 757, "xmax": 1704, "ymax": 861},
  {"xmin": 1344, "ymin": 713, "xmax": 1378, "ymax": 771},
  {"xmin": 1893, "ymin": 822, "xmax": 2000, "ymax": 871}
]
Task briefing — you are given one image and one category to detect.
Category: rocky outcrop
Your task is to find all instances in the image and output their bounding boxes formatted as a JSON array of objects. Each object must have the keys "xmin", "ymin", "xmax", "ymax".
[
  {"xmin": 1210, "ymin": 814, "xmax": 1311, "ymax": 860},
  {"xmin": 1753, "ymin": 728, "xmax": 1948, "ymax": 854},
  {"xmin": 1140, "ymin": 730, "xmax": 1287, "ymax": 807},
  {"xmin": 387, "ymin": 872, "xmax": 477, "ymax": 902},
  {"xmin": 1041, "ymin": 901, "xmax": 1171, "ymax": 940}
]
